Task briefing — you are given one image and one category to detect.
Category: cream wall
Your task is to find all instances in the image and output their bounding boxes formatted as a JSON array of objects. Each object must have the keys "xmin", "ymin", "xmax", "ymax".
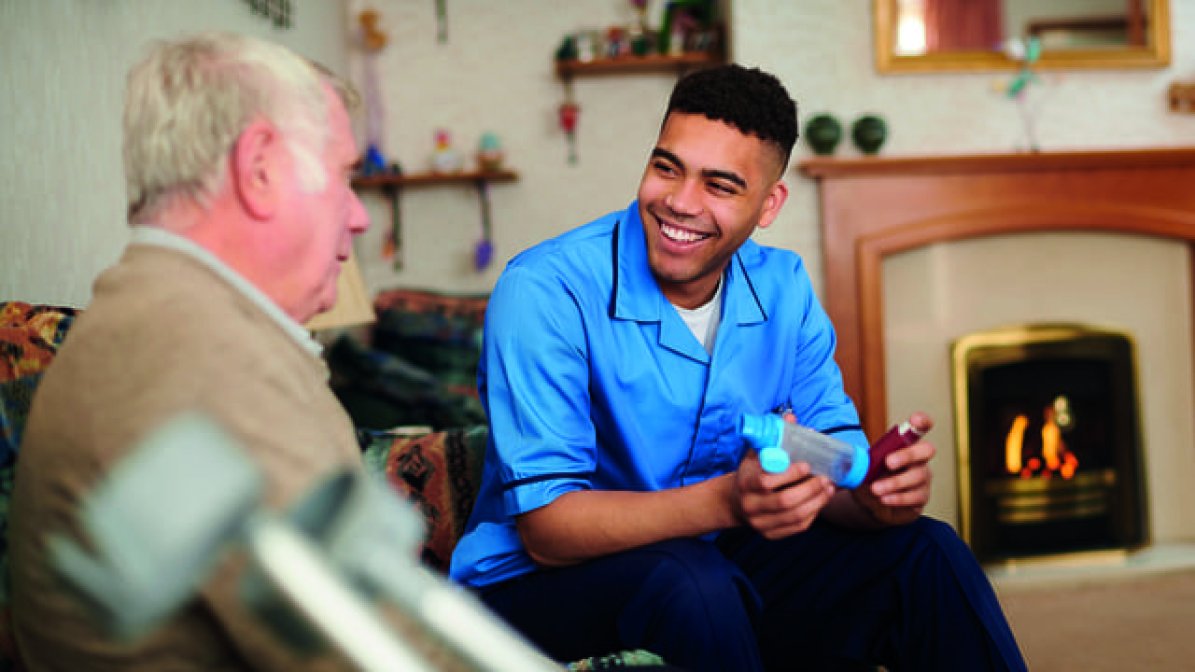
[
  {"xmin": 0, "ymin": 0, "xmax": 346, "ymax": 306},
  {"xmin": 350, "ymin": 0, "xmax": 1195, "ymax": 295},
  {"xmin": 4, "ymin": 0, "xmax": 1193, "ymax": 305}
]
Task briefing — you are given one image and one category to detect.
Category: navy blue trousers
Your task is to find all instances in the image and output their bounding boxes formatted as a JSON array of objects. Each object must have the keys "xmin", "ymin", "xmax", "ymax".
[{"xmin": 478, "ymin": 518, "xmax": 1026, "ymax": 671}]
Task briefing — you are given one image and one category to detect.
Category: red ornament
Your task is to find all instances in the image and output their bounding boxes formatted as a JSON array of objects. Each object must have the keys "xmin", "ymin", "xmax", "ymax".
[{"xmin": 558, "ymin": 102, "xmax": 580, "ymax": 164}]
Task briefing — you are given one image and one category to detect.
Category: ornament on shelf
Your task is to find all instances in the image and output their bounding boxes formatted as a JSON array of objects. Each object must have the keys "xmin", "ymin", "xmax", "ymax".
[
  {"xmin": 476, "ymin": 132, "xmax": 505, "ymax": 172},
  {"xmin": 558, "ymin": 101, "xmax": 580, "ymax": 165},
  {"xmin": 430, "ymin": 129, "xmax": 465, "ymax": 174},
  {"xmin": 627, "ymin": 0, "xmax": 652, "ymax": 55},
  {"xmin": 851, "ymin": 115, "xmax": 887, "ymax": 155},
  {"xmin": 605, "ymin": 26, "xmax": 630, "ymax": 59},
  {"xmin": 804, "ymin": 114, "xmax": 843, "ymax": 156},
  {"xmin": 555, "ymin": 34, "xmax": 579, "ymax": 62},
  {"xmin": 658, "ymin": 0, "xmax": 715, "ymax": 56}
]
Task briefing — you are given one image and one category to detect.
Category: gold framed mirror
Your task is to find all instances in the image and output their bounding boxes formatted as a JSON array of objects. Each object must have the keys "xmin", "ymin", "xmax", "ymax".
[{"xmin": 874, "ymin": 0, "xmax": 1171, "ymax": 73}]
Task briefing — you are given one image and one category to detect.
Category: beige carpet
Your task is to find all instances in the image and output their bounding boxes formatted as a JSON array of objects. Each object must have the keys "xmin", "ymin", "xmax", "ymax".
[{"xmin": 996, "ymin": 568, "xmax": 1195, "ymax": 670}]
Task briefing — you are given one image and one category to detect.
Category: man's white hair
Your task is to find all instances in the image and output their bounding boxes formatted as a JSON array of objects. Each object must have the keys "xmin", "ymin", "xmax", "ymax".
[{"xmin": 123, "ymin": 32, "xmax": 334, "ymax": 224}]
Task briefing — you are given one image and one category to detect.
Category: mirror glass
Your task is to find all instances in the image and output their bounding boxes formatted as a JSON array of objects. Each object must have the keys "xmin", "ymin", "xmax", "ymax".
[{"xmin": 874, "ymin": 0, "xmax": 1170, "ymax": 72}]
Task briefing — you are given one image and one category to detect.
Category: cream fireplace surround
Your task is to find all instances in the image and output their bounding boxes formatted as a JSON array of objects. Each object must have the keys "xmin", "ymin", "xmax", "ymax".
[{"xmin": 800, "ymin": 149, "xmax": 1195, "ymax": 544}]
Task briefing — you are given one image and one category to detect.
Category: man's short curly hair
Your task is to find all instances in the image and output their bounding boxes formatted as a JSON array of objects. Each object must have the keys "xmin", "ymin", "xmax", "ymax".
[{"xmin": 665, "ymin": 64, "xmax": 799, "ymax": 171}]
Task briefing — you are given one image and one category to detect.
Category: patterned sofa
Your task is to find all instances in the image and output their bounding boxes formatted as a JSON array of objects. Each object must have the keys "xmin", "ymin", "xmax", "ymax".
[
  {"xmin": 0, "ymin": 297, "xmax": 663, "ymax": 670},
  {"xmin": 0, "ymin": 301, "xmax": 80, "ymax": 669},
  {"xmin": 341, "ymin": 288, "xmax": 496, "ymax": 572}
]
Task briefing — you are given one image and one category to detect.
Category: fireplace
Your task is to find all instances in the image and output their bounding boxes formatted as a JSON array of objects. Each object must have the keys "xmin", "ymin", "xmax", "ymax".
[
  {"xmin": 952, "ymin": 323, "xmax": 1148, "ymax": 563},
  {"xmin": 798, "ymin": 148, "xmax": 1195, "ymax": 440},
  {"xmin": 799, "ymin": 148, "xmax": 1195, "ymax": 548}
]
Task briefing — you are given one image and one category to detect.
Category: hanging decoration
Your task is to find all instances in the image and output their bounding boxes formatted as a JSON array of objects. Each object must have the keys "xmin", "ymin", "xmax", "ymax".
[
  {"xmin": 558, "ymin": 99, "xmax": 580, "ymax": 165},
  {"xmin": 998, "ymin": 36, "xmax": 1049, "ymax": 153},
  {"xmin": 356, "ymin": 9, "xmax": 404, "ymax": 267},
  {"xmin": 474, "ymin": 181, "xmax": 494, "ymax": 272},
  {"xmin": 381, "ymin": 184, "xmax": 404, "ymax": 270},
  {"xmin": 358, "ymin": 9, "xmax": 389, "ymax": 173},
  {"xmin": 552, "ymin": 34, "xmax": 581, "ymax": 166},
  {"xmin": 242, "ymin": 0, "xmax": 292, "ymax": 29},
  {"xmin": 435, "ymin": 0, "xmax": 448, "ymax": 43},
  {"xmin": 473, "ymin": 132, "xmax": 503, "ymax": 271}
]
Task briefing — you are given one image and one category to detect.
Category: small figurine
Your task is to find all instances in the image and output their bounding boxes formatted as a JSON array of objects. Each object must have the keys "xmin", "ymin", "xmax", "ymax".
[
  {"xmin": 430, "ymin": 128, "xmax": 464, "ymax": 174},
  {"xmin": 476, "ymin": 132, "xmax": 505, "ymax": 173},
  {"xmin": 555, "ymin": 34, "xmax": 579, "ymax": 62}
]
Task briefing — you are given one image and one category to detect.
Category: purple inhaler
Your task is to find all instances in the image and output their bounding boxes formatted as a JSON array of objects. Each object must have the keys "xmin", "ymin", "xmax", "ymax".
[{"xmin": 863, "ymin": 420, "xmax": 927, "ymax": 485}]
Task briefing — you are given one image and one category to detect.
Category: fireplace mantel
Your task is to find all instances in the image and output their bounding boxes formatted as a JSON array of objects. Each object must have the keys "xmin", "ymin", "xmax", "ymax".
[{"xmin": 799, "ymin": 148, "xmax": 1195, "ymax": 439}]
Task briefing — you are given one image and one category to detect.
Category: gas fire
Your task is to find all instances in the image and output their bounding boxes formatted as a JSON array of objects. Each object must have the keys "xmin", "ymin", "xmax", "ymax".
[{"xmin": 1004, "ymin": 396, "xmax": 1079, "ymax": 480}]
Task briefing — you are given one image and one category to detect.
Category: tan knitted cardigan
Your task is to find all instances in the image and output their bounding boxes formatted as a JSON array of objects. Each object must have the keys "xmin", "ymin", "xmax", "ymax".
[{"xmin": 9, "ymin": 245, "xmax": 365, "ymax": 671}]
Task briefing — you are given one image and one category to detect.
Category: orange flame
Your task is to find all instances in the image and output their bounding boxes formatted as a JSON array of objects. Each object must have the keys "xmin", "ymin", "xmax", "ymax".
[
  {"xmin": 1005, "ymin": 414, "xmax": 1028, "ymax": 475},
  {"xmin": 1004, "ymin": 406, "xmax": 1079, "ymax": 480},
  {"xmin": 1042, "ymin": 408, "xmax": 1062, "ymax": 471}
]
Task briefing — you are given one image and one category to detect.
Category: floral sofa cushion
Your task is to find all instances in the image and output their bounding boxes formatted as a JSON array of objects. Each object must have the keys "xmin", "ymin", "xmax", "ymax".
[
  {"xmin": 329, "ymin": 289, "xmax": 491, "ymax": 433},
  {"xmin": 362, "ymin": 427, "xmax": 669, "ymax": 670},
  {"xmin": 0, "ymin": 302, "xmax": 78, "ymax": 463},
  {"xmin": 0, "ymin": 301, "xmax": 79, "ymax": 670},
  {"xmin": 371, "ymin": 288, "xmax": 488, "ymax": 400},
  {"xmin": 363, "ymin": 425, "xmax": 487, "ymax": 572}
]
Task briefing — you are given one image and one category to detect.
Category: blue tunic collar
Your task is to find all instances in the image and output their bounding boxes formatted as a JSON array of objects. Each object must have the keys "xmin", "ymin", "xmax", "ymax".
[{"xmin": 612, "ymin": 201, "xmax": 768, "ymax": 329}]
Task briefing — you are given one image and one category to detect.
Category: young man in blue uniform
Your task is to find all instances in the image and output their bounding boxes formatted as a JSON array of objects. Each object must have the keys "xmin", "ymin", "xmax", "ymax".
[{"xmin": 450, "ymin": 64, "xmax": 1026, "ymax": 671}]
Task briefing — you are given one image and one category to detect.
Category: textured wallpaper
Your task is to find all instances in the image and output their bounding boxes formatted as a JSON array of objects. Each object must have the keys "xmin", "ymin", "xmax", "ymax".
[
  {"xmin": 0, "ymin": 0, "xmax": 347, "ymax": 306},
  {"xmin": 348, "ymin": 0, "xmax": 1195, "ymax": 296},
  {"xmin": 4, "ymin": 0, "xmax": 1194, "ymax": 304}
]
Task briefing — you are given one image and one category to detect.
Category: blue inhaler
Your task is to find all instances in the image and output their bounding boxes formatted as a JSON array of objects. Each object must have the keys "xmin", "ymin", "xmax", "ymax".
[{"xmin": 738, "ymin": 413, "xmax": 869, "ymax": 488}]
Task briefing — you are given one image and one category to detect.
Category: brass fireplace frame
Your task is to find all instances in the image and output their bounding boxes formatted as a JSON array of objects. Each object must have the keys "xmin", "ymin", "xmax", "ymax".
[{"xmin": 950, "ymin": 322, "xmax": 1149, "ymax": 556}]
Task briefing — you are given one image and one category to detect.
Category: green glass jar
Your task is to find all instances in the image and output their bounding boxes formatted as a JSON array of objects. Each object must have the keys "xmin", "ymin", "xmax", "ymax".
[
  {"xmin": 851, "ymin": 115, "xmax": 887, "ymax": 155},
  {"xmin": 804, "ymin": 114, "xmax": 843, "ymax": 156}
]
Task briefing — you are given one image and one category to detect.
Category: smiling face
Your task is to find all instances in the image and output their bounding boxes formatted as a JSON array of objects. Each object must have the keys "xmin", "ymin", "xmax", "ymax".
[{"xmin": 636, "ymin": 112, "xmax": 789, "ymax": 309}]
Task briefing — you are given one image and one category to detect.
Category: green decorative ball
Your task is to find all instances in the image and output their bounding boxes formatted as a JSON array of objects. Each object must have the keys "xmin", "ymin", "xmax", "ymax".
[
  {"xmin": 851, "ymin": 115, "xmax": 888, "ymax": 155},
  {"xmin": 804, "ymin": 114, "xmax": 843, "ymax": 155}
]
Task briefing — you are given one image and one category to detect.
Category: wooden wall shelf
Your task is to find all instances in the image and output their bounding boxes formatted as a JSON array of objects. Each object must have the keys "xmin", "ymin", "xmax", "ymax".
[
  {"xmin": 352, "ymin": 169, "xmax": 519, "ymax": 270},
  {"xmin": 555, "ymin": 51, "xmax": 722, "ymax": 78},
  {"xmin": 352, "ymin": 169, "xmax": 518, "ymax": 189},
  {"xmin": 798, "ymin": 148, "xmax": 1195, "ymax": 440}
]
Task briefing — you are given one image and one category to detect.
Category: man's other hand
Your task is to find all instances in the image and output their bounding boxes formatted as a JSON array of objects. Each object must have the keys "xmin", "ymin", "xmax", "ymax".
[
  {"xmin": 734, "ymin": 451, "xmax": 835, "ymax": 539},
  {"xmin": 852, "ymin": 412, "xmax": 935, "ymax": 526}
]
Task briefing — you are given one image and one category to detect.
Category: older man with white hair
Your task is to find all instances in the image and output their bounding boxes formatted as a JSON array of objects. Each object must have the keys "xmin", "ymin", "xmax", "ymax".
[{"xmin": 10, "ymin": 32, "xmax": 370, "ymax": 670}]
